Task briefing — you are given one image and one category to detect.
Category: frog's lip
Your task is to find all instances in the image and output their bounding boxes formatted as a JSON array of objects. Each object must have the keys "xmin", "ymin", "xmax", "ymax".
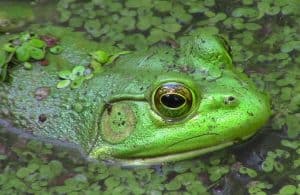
[{"xmin": 109, "ymin": 133, "xmax": 255, "ymax": 166}]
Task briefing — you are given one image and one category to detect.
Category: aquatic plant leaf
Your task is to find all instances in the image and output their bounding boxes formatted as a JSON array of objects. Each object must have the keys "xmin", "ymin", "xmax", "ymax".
[
  {"xmin": 90, "ymin": 60, "xmax": 102, "ymax": 73},
  {"xmin": 84, "ymin": 19, "xmax": 101, "ymax": 37},
  {"xmin": 136, "ymin": 15, "xmax": 153, "ymax": 31},
  {"xmin": 208, "ymin": 165, "xmax": 229, "ymax": 182},
  {"xmin": 104, "ymin": 176, "xmax": 120, "ymax": 189},
  {"xmin": 154, "ymin": 1, "xmax": 172, "ymax": 12},
  {"xmin": 279, "ymin": 185, "xmax": 297, "ymax": 195},
  {"xmin": 273, "ymin": 161, "xmax": 284, "ymax": 172},
  {"xmin": 3, "ymin": 43, "xmax": 16, "ymax": 53},
  {"xmin": 23, "ymin": 62, "xmax": 33, "ymax": 70},
  {"xmin": 19, "ymin": 33, "xmax": 32, "ymax": 42},
  {"xmin": 48, "ymin": 160, "xmax": 64, "ymax": 177},
  {"xmin": 16, "ymin": 45, "xmax": 30, "ymax": 62},
  {"xmin": 261, "ymin": 158, "xmax": 274, "ymax": 172},
  {"xmin": 280, "ymin": 41, "xmax": 300, "ymax": 53},
  {"xmin": 107, "ymin": 51, "xmax": 131, "ymax": 64},
  {"xmin": 239, "ymin": 166, "xmax": 257, "ymax": 178},
  {"xmin": 0, "ymin": 63, "xmax": 8, "ymax": 81},
  {"xmin": 0, "ymin": 50, "xmax": 6, "ymax": 68},
  {"xmin": 69, "ymin": 17, "xmax": 84, "ymax": 28},
  {"xmin": 125, "ymin": 0, "xmax": 152, "ymax": 8},
  {"xmin": 242, "ymin": 0, "xmax": 254, "ymax": 5},
  {"xmin": 50, "ymin": 45, "xmax": 64, "ymax": 54},
  {"xmin": 148, "ymin": 28, "xmax": 173, "ymax": 44},
  {"xmin": 204, "ymin": 0, "xmax": 215, "ymax": 7},
  {"xmin": 286, "ymin": 114, "xmax": 300, "ymax": 138},
  {"xmin": 57, "ymin": 80, "xmax": 71, "ymax": 89},
  {"xmin": 30, "ymin": 47, "xmax": 45, "ymax": 60},
  {"xmin": 0, "ymin": 154, "xmax": 7, "ymax": 160},
  {"xmin": 90, "ymin": 50, "xmax": 109, "ymax": 64},
  {"xmin": 16, "ymin": 164, "xmax": 39, "ymax": 178},
  {"xmin": 160, "ymin": 23, "xmax": 182, "ymax": 33},
  {"xmin": 165, "ymin": 179, "xmax": 181, "ymax": 191},
  {"xmin": 70, "ymin": 77, "xmax": 85, "ymax": 89},
  {"xmin": 232, "ymin": 7, "xmax": 258, "ymax": 18},
  {"xmin": 281, "ymin": 140, "xmax": 299, "ymax": 149},
  {"xmin": 59, "ymin": 10, "xmax": 71, "ymax": 22},
  {"xmin": 71, "ymin": 65, "xmax": 85, "ymax": 77},
  {"xmin": 58, "ymin": 70, "xmax": 72, "ymax": 79},
  {"xmin": 28, "ymin": 38, "xmax": 46, "ymax": 48}
]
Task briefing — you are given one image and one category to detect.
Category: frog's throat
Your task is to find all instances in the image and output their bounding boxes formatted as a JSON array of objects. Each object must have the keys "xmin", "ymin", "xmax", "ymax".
[{"xmin": 104, "ymin": 133, "xmax": 255, "ymax": 166}]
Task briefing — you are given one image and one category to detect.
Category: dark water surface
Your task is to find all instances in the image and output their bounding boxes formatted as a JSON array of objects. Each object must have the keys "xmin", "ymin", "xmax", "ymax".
[{"xmin": 0, "ymin": 0, "xmax": 299, "ymax": 194}]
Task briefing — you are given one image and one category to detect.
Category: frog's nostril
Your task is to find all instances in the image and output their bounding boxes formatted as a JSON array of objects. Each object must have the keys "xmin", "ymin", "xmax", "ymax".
[
  {"xmin": 224, "ymin": 96, "xmax": 238, "ymax": 106},
  {"xmin": 228, "ymin": 96, "xmax": 235, "ymax": 101}
]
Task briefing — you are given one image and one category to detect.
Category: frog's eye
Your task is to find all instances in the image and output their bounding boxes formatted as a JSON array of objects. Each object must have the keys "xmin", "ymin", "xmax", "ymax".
[{"xmin": 153, "ymin": 82, "xmax": 194, "ymax": 120}]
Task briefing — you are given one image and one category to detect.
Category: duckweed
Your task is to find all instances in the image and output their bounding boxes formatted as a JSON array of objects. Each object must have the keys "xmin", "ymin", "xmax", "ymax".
[{"xmin": 0, "ymin": 0, "xmax": 299, "ymax": 194}]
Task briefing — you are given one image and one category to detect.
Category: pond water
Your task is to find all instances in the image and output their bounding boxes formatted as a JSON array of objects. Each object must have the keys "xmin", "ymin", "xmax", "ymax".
[{"xmin": 0, "ymin": 0, "xmax": 299, "ymax": 194}]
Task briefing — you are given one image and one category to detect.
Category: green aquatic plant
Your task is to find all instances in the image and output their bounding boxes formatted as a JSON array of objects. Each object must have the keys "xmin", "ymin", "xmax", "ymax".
[
  {"xmin": 0, "ymin": 0, "xmax": 299, "ymax": 194},
  {"xmin": 90, "ymin": 50, "xmax": 130, "ymax": 73},
  {"xmin": 56, "ymin": 50, "xmax": 130, "ymax": 89},
  {"xmin": 247, "ymin": 181, "xmax": 273, "ymax": 195},
  {"xmin": 0, "ymin": 33, "xmax": 46, "ymax": 81},
  {"xmin": 0, "ymin": 32, "xmax": 66, "ymax": 82},
  {"xmin": 57, "ymin": 65, "xmax": 93, "ymax": 89},
  {"xmin": 261, "ymin": 149, "xmax": 290, "ymax": 173},
  {"xmin": 239, "ymin": 166, "xmax": 258, "ymax": 178}
]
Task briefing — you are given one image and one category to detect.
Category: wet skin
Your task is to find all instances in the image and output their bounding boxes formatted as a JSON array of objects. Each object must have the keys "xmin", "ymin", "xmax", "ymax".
[{"xmin": 0, "ymin": 26, "xmax": 271, "ymax": 165}]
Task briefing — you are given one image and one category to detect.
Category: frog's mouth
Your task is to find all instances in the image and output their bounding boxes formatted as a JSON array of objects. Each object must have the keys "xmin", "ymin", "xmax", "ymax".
[{"xmin": 103, "ymin": 133, "xmax": 255, "ymax": 166}]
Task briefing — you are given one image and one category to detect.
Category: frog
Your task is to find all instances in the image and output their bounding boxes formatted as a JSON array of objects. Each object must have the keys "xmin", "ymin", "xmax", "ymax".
[
  {"xmin": 0, "ymin": 2, "xmax": 35, "ymax": 33},
  {"xmin": 0, "ymin": 26, "xmax": 271, "ymax": 166}
]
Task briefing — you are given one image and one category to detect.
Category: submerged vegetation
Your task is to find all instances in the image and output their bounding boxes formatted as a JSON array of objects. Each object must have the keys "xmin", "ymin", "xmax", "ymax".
[{"xmin": 0, "ymin": 0, "xmax": 299, "ymax": 194}]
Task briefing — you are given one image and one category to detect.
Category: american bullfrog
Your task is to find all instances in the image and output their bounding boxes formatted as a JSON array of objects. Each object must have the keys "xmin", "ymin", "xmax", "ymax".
[
  {"xmin": 0, "ymin": 26, "xmax": 271, "ymax": 165},
  {"xmin": 0, "ymin": 2, "xmax": 35, "ymax": 33}
]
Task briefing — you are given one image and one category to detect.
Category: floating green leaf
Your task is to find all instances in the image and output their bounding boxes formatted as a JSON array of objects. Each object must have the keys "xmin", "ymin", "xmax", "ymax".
[
  {"xmin": 57, "ymin": 80, "xmax": 71, "ymax": 89},
  {"xmin": 23, "ymin": 62, "xmax": 33, "ymax": 70},
  {"xmin": 59, "ymin": 10, "xmax": 71, "ymax": 22},
  {"xmin": 50, "ymin": 45, "xmax": 64, "ymax": 54},
  {"xmin": 107, "ymin": 51, "xmax": 131, "ymax": 64},
  {"xmin": 30, "ymin": 47, "xmax": 45, "ymax": 60},
  {"xmin": 0, "ymin": 50, "xmax": 6, "ymax": 67},
  {"xmin": 58, "ymin": 70, "xmax": 72, "ymax": 79},
  {"xmin": 3, "ymin": 43, "xmax": 16, "ymax": 53},
  {"xmin": 16, "ymin": 45, "xmax": 30, "ymax": 62},
  {"xmin": 239, "ymin": 166, "xmax": 257, "ymax": 178},
  {"xmin": 281, "ymin": 139, "xmax": 299, "ymax": 149},
  {"xmin": 90, "ymin": 50, "xmax": 109, "ymax": 64},
  {"xmin": 28, "ymin": 38, "xmax": 46, "ymax": 48},
  {"xmin": 279, "ymin": 185, "xmax": 297, "ymax": 195},
  {"xmin": 70, "ymin": 77, "xmax": 85, "ymax": 89},
  {"xmin": 84, "ymin": 19, "xmax": 101, "ymax": 37},
  {"xmin": 69, "ymin": 17, "xmax": 84, "ymax": 28},
  {"xmin": 71, "ymin": 65, "xmax": 85, "ymax": 78}
]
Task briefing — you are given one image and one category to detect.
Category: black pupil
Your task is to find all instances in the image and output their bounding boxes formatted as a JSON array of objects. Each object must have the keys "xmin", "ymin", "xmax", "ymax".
[{"xmin": 161, "ymin": 94, "xmax": 186, "ymax": 108}]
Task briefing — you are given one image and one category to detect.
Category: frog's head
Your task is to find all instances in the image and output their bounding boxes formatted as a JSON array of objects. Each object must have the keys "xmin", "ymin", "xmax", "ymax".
[{"xmin": 90, "ymin": 33, "xmax": 271, "ymax": 165}]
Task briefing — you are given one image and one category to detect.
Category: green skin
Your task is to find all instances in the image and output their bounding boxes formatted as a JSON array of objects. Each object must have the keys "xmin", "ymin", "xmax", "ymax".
[{"xmin": 0, "ymin": 26, "xmax": 271, "ymax": 165}]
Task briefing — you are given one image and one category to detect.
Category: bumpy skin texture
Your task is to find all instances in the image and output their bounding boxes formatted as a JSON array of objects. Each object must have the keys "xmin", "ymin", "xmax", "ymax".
[{"xmin": 0, "ymin": 26, "xmax": 271, "ymax": 165}]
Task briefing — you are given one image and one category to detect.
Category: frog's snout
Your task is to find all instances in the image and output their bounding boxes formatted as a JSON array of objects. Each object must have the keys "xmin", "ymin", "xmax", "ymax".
[{"xmin": 100, "ymin": 101, "xmax": 137, "ymax": 144}]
